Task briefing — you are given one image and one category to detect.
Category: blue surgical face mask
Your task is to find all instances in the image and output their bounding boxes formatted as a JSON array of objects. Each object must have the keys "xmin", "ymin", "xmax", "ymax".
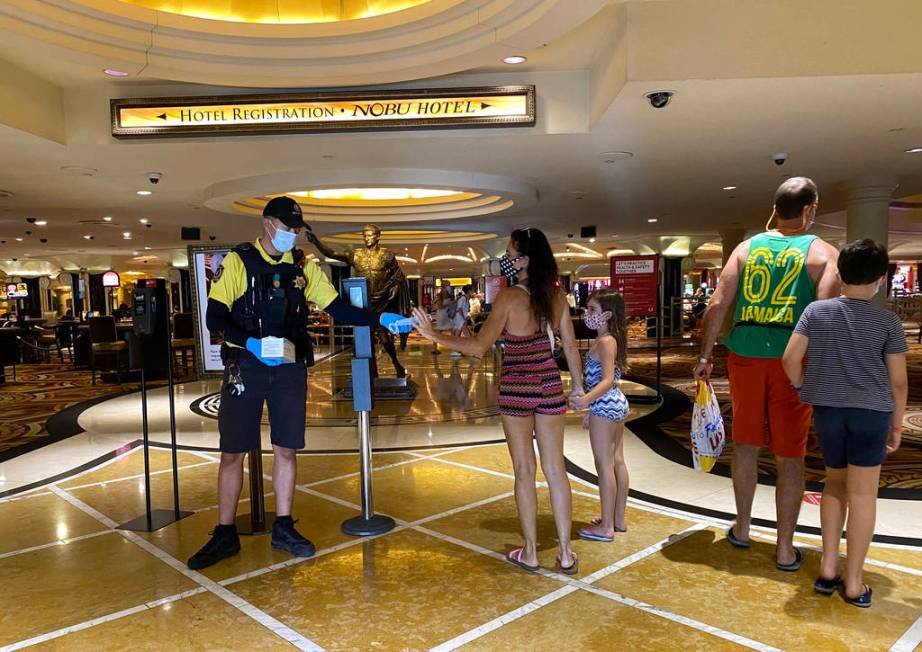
[{"xmin": 269, "ymin": 222, "xmax": 297, "ymax": 253}]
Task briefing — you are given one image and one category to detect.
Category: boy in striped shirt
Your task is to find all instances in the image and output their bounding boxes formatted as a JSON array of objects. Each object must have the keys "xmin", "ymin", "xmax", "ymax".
[{"xmin": 782, "ymin": 239, "xmax": 907, "ymax": 608}]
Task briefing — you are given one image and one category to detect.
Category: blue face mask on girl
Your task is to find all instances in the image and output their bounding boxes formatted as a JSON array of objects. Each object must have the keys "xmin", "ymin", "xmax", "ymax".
[{"xmin": 269, "ymin": 222, "xmax": 297, "ymax": 253}]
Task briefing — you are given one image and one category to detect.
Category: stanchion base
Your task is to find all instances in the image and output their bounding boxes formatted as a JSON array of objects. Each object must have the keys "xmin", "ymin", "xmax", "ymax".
[
  {"xmin": 235, "ymin": 511, "xmax": 277, "ymax": 536},
  {"xmin": 118, "ymin": 509, "xmax": 193, "ymax": 533},
  {"xmin": 341, "ymin": 514, "xmax": 396, "ymax": 537}
]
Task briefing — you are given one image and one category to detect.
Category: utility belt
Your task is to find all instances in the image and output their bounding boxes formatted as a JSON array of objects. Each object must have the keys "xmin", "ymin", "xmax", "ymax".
[{"xmin": 220, "ymin": 339, "xmax": 314, "ymax": 367}]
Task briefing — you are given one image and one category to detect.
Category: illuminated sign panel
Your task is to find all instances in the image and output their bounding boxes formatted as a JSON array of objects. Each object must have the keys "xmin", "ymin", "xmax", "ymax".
[{"xmin": 111, "ymin": 86, "xmax": 535, "ymax": 138}]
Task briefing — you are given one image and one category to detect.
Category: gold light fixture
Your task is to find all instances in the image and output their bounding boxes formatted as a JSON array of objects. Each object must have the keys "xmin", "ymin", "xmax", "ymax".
[{"xmin": 117, "ymin": 0, "xmax": 432, "ymax": 24}]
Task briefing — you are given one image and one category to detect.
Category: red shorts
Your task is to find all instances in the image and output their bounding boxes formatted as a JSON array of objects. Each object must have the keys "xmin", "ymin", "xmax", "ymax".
[{"xmin": 726, "ymin": 351, "xmax": 811, "ymax": 458}]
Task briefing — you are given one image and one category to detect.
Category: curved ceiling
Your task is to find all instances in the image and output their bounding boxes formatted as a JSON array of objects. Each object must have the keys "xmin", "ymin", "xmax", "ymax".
[
  {"xmin": 118, "ymin": 0, "xmax": 433, "ymax": 24},
  {"xmin": 205, "ymin": 168, "xmax": 536, "ymax": 223},
  {"xmin": 0, "ymin": 0, "xmax": 604, "ymax": 87}
]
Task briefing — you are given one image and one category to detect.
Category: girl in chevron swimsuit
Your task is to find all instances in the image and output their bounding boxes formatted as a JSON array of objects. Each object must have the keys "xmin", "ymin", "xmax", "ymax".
[
  {"xmin": 569, "ymin": 289, "xmax": 631, "ymax": 542},
  {"xmin": 411, "ymin": 228, "xmax": 584, "ymax": 575}
]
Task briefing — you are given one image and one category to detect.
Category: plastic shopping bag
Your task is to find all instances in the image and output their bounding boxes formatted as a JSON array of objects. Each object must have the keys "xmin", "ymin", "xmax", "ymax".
[{"xmin": 690, "ymin": 380, "xmax": 726, "ymax": 472}]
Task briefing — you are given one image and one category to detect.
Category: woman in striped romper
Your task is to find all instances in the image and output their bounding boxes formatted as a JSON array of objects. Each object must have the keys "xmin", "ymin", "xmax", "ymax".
[{"xmin": 413, "ymin": 228, "xmax": 584, "ymax": 575}]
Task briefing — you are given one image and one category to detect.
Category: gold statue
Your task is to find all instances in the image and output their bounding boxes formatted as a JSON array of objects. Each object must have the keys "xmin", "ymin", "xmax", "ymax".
[{"xmin": 307, "ymin": 224, "xmax": 410, "ymax": 378}]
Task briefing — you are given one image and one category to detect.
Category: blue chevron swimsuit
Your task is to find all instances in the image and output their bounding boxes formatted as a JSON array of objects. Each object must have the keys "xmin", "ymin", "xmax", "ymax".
[{"xmin": 584, "ymin": 353, "xmax": 629, "ymax": 422}]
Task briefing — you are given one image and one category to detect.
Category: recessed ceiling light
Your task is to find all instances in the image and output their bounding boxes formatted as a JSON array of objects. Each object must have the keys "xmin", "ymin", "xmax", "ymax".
[
  {"xmin": 136, "ymin": 190, "xmax": 152, "ymax": 196},
  {"xmin": 132, "ymin": 251, "xmax": 139, "ymax": 256},
  {"xmin": 35, "ymin": 220, "xmax": 47, "ymax": 226},
  {"xmin": 15, "ymin": 237, "xmax": 23, "ymax": 241},
  {"xmin": 103, "ymin": 216, "xmax": 112, "ymax": 222},
  {"xmin": 139, "ymin": 218, "xmax": 148, "ymax": 224},
  {"xmin": 103, "ymin": 69, "xmax": 129, "ymax": 77},
  {"xmin": 123, "ymin": 232, "xmax": 132, "ymax": 239},
  {"xmin": 589, "ymin": 237, "xmax": 596, "ymax": 243},
  {"xmin": 83, "ymin": 235, "xmax": 93, "ymax": 240},
  {"xmin": 503, "ymin": 56, "xmax": 527, "ymax": 65},
  {"xmin": 647, "ymin": 218, "xmax": 658, "ymax": 223},
  {"xmin": 144, "ymin": 246, "xmax": 152, "ymax": 250},
  {"xmin": 905, "ymin": 147, "xmax": 922, "ymax": 153},
  {"xmin": 722, "ymin": 186, "xmax": 737, "ymax": 191}
]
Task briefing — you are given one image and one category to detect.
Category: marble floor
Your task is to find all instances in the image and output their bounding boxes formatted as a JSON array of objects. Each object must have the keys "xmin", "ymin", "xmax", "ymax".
[
  {"xmin": 1, "ymin": 344, "xmax": 921, "ymax": 650},
  {"xmin": 1, "ymin": 442, "xmax": 921, "ymax": 651}
]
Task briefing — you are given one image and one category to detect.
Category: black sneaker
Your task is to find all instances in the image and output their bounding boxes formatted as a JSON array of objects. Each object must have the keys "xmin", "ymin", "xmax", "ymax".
[
  {"xmin": 271, "ymin": 516, "xmax": 316, "ymax": 558},
  {"xmin": 187, "ymin": 524, "xmax": 241, "ymax": 570}
]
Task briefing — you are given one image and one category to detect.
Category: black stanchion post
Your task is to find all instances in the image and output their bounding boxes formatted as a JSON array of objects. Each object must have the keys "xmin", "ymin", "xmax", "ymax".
[
  {"xmin": 140, "ymin": 367, "xmax": 153, "ymax": 531},
  {"xmin": 118, "ymin": 279, "xmax": 192, "ymax": 532},
  {"xmin": 236, "ymin": 447, "xmax": 273, "ymax": 535}
]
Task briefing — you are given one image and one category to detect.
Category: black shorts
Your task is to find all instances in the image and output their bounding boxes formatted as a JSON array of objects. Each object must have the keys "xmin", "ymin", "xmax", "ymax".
[
  {"xmin": 218, "ymin": 351, "xmax": 307, "ymax": 453},
  {"xmin": 812, "ymin": 405, "xmax": 891, "ymax": 469}
]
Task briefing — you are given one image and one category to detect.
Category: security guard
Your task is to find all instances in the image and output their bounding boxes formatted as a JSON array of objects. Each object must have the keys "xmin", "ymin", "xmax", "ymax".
[{"xmin": 188, "ymin": 196, "xmax": 405, "ymax": 570}]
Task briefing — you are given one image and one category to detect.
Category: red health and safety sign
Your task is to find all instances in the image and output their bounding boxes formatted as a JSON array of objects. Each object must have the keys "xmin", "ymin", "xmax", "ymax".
[
  {"xmin": 484, "ymin": 275, "xmax": 508, "ymax": 305},
  {"xmin": 610, "ymin": 255, "xmax": 659, "ymax": 316}
]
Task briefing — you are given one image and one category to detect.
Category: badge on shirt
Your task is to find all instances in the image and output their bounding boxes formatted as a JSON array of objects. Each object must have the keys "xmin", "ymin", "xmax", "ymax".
[
  {"xmin": 213, "ymin": 265, "xmax": 224, "ymax": 281},
  {"xmin": 294, "ymin": 274, "xmax": 306, "ymax": 290}
]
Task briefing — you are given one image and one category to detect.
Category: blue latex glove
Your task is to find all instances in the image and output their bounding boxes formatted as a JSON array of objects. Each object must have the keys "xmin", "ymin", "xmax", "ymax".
[
  {"xmin": 245, "ymin": 337, "xmax": 283, "ymax": 366},
  {"xmin": 379, "ymin": 312, "xmax": 417, "ymax": 335}
]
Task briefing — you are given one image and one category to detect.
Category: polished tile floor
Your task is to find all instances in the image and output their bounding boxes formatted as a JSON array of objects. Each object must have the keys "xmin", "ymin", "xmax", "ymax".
[{"xmin": 2, "ymin": 443, "xmax": 921, "ymax": 651}]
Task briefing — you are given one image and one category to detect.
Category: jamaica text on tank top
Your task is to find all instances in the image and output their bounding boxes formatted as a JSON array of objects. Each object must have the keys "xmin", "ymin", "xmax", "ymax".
[{"xmin": 724, "ymin": 232, "xmax": 817, "ymax": 359}]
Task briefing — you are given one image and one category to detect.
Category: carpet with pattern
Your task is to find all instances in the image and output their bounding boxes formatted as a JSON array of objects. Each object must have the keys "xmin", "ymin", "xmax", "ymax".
[{"xmin": 627, "ymin": 341, "xmax": 922, "ymax": 493}]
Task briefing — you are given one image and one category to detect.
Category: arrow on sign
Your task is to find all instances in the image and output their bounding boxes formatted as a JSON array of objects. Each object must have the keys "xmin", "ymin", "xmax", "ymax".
[
  {"xmin": 481, "ymin": 103, "xmax": 492, "ymax": 110},
  {"xmin": 157, "ymin": 113, "xmax": 167, "ymax": 120}
]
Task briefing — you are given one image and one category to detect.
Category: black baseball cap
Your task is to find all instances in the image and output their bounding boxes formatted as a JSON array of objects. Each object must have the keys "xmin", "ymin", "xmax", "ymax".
[{"xmin": 263, "ymin": 196, "xmax": 306, "ymax": 229}]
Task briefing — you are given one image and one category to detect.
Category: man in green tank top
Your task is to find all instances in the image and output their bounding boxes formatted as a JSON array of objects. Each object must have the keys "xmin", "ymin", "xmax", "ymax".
[{"xmin": 693, "ymin": 178, "xmax": 840, "ymax": 571}]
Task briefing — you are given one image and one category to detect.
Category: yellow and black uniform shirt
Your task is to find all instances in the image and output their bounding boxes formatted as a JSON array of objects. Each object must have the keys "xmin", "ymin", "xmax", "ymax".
[{"xmin": 209, "ymin": 238, "xmax": 338, "ymax": 349}]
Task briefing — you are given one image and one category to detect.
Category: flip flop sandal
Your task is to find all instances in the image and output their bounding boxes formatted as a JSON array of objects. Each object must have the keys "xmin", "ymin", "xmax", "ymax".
[
  {"xmin": 590, "ymin": 517, "xmax": 627, "ymax": 532},
  {"xmin": 776, "ymin": 547, "xmax": 805, "ymax": 572},
  {"xmin": 506, "ymin": 548, "xmax": 539, "ymax": 573},
  {"xmin": 814, "ymin": 576, "xmax": 842, "ymax": 595},
  {"xmin": 726, "ymin": 526, "xmax": 751, "ymax": 549},
  {"xmin": 843, "ymin": 585, "xmax": 872, "ymax": 608},
  {"xmin": 577, "ymin": 527, "xmax": 614, "ymax": 543},
  {"xmin": 556, "ymin": 553, "xmax": 579, "ymax": 576}
]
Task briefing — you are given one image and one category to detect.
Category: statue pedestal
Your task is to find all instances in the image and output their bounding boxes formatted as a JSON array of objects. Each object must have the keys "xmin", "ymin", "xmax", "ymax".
[{"xmin": 341, "ymin": 377, "xmax": 417, "ymax": 400}]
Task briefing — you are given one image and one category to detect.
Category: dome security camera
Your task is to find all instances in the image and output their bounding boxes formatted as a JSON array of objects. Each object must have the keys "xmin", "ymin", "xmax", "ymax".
[
  {"xmin": 145, "ymin": 223, "xmax": 152, "ymax": 228},
  {"xmin": 25, "ymin": 217, "xmax": 36, "ymax": 224},
  {"xmin": 40, "ymin": 238, "xmax": 48, "ymax": 243},
  {"xmin": 645, "ymin": 90, "xmax": 675, "ymax": 109},
  {"xmin": 147, "ymin": 171, "xmax": 162, "ymax": 184},
  {"xmin": 209, "ymin": 235, "xmax": 216, "ymax": 241},
  {"xmin": 24, "ymin": 230, "xmax": 32, "ymax": 236},
  {"xmin": 773, "ymin": 152, "xmax": 789, "ymax": 166}
]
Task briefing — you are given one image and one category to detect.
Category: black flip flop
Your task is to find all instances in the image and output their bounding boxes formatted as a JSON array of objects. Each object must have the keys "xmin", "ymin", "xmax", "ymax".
[
  {"xmin": 726, "ymin": 526, "xmax": 750, "ymax": 549},
  {"xmin": 776, "ymin": 547, "xmax": 805, "ymax": 572},
  {"xmin": 814, "ymin": 576, "xmax": 841, "ymax": 595},
  {"xmin": 506, "ymin": 548, "xmax": 539, "ymax": 573},
  {"xmin": 843, "ymin": 585, "xmax": 872, "ymax": 608}
]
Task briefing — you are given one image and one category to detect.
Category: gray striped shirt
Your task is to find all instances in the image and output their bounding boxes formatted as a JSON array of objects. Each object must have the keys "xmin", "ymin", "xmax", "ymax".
[{"xmin": 793, "ymin": 297, "xmax": 907, "ymax": 412}]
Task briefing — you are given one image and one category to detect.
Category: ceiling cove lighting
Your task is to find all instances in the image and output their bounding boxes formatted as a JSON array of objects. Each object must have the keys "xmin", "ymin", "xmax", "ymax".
[
  {"xmin": 291, "ymin": 188, "xmax": 463, "ymax": 201},
  {"xmin": 424, "ymin": 255, "xmax": 473, "ymax": 264},
  {"xmin": 503, "ymin": 56, "xmax": 527, "ymax": 65}
]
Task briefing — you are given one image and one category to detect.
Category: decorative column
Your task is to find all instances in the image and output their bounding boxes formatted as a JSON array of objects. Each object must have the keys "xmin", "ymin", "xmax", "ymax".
[{"xmin": 846, "ymin": 177, "xmax": 896, "ymax": 305}]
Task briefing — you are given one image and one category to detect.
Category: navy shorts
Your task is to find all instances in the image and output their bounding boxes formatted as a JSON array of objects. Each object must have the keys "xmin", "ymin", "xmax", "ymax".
[
  {"xmin": 812, "ymin": 405, "xmax": 891, "ymax": 469},
  {"xmin": 218, "ymin": 351, "xmax": 307, "ymax": 453}
]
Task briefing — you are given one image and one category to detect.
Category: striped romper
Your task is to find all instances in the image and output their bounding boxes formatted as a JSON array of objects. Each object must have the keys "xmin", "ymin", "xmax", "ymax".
[{"xmin": 498, "ymin": 329, "xmax": 567, "ymax": 418}]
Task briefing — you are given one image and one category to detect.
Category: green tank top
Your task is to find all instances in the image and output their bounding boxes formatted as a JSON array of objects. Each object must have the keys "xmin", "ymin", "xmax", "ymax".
[{"xmin": 724, "ymin": 232, "xmax": 817, "ymax": 358}]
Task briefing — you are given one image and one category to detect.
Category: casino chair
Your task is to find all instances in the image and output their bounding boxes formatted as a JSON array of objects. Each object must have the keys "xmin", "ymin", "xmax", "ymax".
[
  {"xmin": 171, "ymin": 312, "xmax": 196, "ymax": 376},
  {"xmin": 88, "ymin": 316, "xmax": 127, "ymax": 385}
]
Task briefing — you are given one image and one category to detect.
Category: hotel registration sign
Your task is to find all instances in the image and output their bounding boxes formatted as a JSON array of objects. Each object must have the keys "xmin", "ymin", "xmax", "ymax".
[{"xmin": 111, "ymin": 86, "xmax": 535, "ymax": 138}]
